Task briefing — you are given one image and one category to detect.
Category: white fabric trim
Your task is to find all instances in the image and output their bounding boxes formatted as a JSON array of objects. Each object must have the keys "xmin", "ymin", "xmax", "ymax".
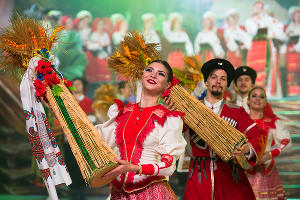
[{"xmin": 244, "ymin": 122, "xmax": 256, "ymax": 135}]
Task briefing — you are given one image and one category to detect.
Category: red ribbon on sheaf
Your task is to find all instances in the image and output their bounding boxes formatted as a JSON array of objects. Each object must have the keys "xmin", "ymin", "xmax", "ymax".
[{"xmin": 161, "ymin": 76, "xmax": 180, "ymax": 97}]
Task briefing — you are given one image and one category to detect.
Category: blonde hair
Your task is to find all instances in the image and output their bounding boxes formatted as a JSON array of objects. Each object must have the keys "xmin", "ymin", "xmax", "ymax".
[{"xmin": 248, "ymin": 86, "xmax": 267, "ymax": 103}]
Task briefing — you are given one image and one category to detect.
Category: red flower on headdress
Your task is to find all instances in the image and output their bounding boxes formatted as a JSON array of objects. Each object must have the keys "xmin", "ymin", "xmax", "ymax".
[
  {"xmin": 33, "ymin": 79, "xmax": 47, "ymax": 98},
  {"xmin": 161, "ymin": 76, "xmax": 180, "ymax": 97},
  {"xmin": 44, "ymin": 73, "xmax": 60, "ymax": 86},
  {"xmin": 35, "ymin": 60, "xmax": 53, "ymax": 75}
]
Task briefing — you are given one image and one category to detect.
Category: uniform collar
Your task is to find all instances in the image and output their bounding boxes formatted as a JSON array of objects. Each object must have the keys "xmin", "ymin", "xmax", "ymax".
[
  {"xmin": 237, "ymin": 95, "xmax": 248, "ymax": 103},
  {"xmin": 204, "ymin": 98, "xmax": 224, "ymax": 114}
]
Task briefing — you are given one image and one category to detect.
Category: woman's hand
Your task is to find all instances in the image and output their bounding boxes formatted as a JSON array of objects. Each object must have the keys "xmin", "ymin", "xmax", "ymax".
[
  {"xmin": 257, "ymin": 152, "xmax": 272, "ymax": 165},
  {"xmin": 103, "ymin": 159, "xmax": 139, "ymax": 179},
  {"xmin": 162, "ymin": 97, "xmax": 176, "ymax": 111}
]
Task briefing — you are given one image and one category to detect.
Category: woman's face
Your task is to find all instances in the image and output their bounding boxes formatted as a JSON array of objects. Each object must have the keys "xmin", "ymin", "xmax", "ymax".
[
  {"xmin": 144, "ymin": 19, "xmax": 154, "ymax": 30},
  {"xmin": 141, "ymin": 62, "xmax": 171, "ymax": 95},
  {"xmin": 226, "ymin": 15, "xmax": 238, "ymax": 26},
  {"xmin": 97, "ymin": 20, "xmax": 105, "ymax": 32},
  {"xmin": 248, "ymin": 88, "xmax": 266, "ymax": 111},
  {"xmin": 294, "ymin": 12, "xmax": 300, "ymax": 24},
  {"xmin": 173, "ymin": 18, "xmax": 182, "ymax": 31},
  {"xmin": 202, "ymin": 18, "xmax": 213, "ymax": 29},
  {"xmin": 120, "ymin": 21, "xmax": 128, "ymax": 31},
  {"xmin": 65, "ymin": 18, "xmax": 73, "ymax": 31},
  {"xmin": 253, "ymin": 3, "xmax": 264, "ymax": 15},
  {"xmin": 79, "ymin": 17, "xmax": 90, "ymax": 29}
]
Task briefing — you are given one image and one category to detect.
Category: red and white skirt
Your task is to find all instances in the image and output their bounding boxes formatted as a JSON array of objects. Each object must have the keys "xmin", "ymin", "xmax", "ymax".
[
  {"xmin": 247, "ymin": 166, "xmax": 286, "ymax": 200},
  {"xmin": 110, "ymin": 181, "xmax": 177, "ymax": 200}
]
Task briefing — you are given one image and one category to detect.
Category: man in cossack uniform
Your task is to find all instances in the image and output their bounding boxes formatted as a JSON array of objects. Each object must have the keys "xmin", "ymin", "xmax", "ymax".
[
  {"xmin": 231, "ymin": 66, "xmax": 257, "ymax": 113},
  {"xmin": 232, "ymin": 66, "xmax": 274, "ymax": 117},
  {"xmin": 183, "ymin": 59, "xmax": 267, "ymax": 200}
]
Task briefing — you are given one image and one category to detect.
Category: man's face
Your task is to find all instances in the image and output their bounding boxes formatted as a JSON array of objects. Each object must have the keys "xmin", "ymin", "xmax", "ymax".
[
  {"xmin": 236, "ymin": 75, "xmax": 253, "ymax": 95},
  {"xmin": 205, "ymin": 69, "xmax": 227, "ymax": 97},
  {"xmin": 72, "ymin": 79, "xmax": 84, "ymax": 94},
  {"xmin": 121, "ymin": 83, "xmax": 131, "ymax": 98}
]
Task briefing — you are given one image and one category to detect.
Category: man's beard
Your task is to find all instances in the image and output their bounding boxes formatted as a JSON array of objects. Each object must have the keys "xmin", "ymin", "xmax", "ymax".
[{"xmin": 211, "ymin": 90, "xmax": 222, "ymax": 96}]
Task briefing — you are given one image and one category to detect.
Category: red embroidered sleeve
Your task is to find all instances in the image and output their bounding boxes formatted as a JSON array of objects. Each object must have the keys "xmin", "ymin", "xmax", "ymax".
[
  {"xmin": 271, "ymin": 138, "xmax": 290, "ymax": 158},
  {"xmin": 141, "ymin": 154, "xmax": 174, "ymax": 176}
]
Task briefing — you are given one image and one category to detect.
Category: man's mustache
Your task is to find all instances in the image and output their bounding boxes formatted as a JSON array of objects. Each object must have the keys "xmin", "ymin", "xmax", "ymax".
[{"xmin": 212, "ymin": 85, "xmax": 223, "ymax": 89}]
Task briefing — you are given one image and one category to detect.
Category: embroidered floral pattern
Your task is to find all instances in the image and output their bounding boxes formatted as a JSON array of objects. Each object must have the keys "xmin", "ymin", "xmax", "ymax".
[
  {"xmin": 45, "ymin": 152, "xmax": 57, "ymax": 167},
  {"xmin": 24, "ymin": 107, "xmax": 35, "ymax": 120},
  {"xmin": 41, "ymin": 113, "xmax": 58, "ymax": 148},
  {"xmin": 28, "ymin": 126, "xmax": 44, "ymax": 162},
  {"xmin": 40, "ymin": 168, "xmax": 51, "ymax": 180},
  {"xmin": 56, "ymin": 152, "xmax": 65, "ymax": 165}
]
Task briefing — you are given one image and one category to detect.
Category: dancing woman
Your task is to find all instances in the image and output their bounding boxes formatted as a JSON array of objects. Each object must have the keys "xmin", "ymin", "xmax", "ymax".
[
  {"xmin": 96, "ymin": 60, "xmax": 186, "ymax": 199},
  {"xmin": 247, "ymin": 86, "xmax": 291, "ymax": 199}
]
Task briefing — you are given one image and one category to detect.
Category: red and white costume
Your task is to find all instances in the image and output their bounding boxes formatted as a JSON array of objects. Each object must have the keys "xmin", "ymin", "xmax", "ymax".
[
  {"xmin": 141, "ymin": 13, "xmax": 161, "ymax": 51},
  {"xmin": 281, "ymin": 7, "xmax": 300, "ymax": 95},
  {"xmin": 194, "ymin": 12, "xmax": 224, "ymax": 64},
  {"xmin": 76, "ymin": 94, "xmax": 96, "ymax": 123},
  {"xmin": 224, "ymin": 9, "xmax": 251, "ymax": 68},
  {"xmin": 163, "ymin": 13, "xmax": 194, "ymax": 69},
  {"xmin": 96, "ymin": 100, "xmax": 186, "ymax": 199},
  {"xmin": 245, "ymin": 12, "xmax": 286, "ymax": 95},
  {"xmin": 183, "ymin": 99, "xmax": 267, "ymax": 200},
  {"xmin": 247, "ymin": 116, "xmax": 291, "ymax": 200},
  {"xmin": 111, "ymin": 13, "xmax": 128, "ymax": 48},
  {"xmin": 86, "ymin": 18, "xmax": 112, "ymax": 82}
]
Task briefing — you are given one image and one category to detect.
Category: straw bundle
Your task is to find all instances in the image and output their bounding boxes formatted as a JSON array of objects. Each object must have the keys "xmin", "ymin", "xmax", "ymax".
[
  {"xmin": 170, "ymin": 84, "xmax": 249, "ymax": 169},
  {"xmin": 46, "ymin": 83, "xmax": 119, "ymax": 187}
]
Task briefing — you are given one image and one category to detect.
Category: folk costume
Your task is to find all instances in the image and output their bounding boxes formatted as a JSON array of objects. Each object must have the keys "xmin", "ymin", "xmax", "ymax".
[
  {"xmin": 247, "ymin": 112, "xmax": 291, "ymax": 199},
  {"xmin": 194, "ymin": 12, "xmax": 224, "ymax": 64},
  {"xmin": 224, "ymin": 9, "xmax": 251, "ymax": 68},
  {"xmin": 183, "ymin": 59, "xmax": 267, "ymax": 200},
  {"xmin": 105, "ymin": 31, "xmax": 187, "ymax": 199},
  {"xmin": 141, "ymin": 13, "xmax": 161, "ymax": 49},
  {"xmin": 75, "ymin": 10, "xmax": 92, "ymax": 43},
  {"xmin": 96, "ymin": 100, "xmax": 186, "ymax": 199},
  {"xmin": 245, "ymin": 2, "xmax": 286, "ymax": 94},
  {"xmin": 163, "ymin": 13, "xmax": 194, "ymax": 69},
  {"xmin": 86, "ymin": 18, "xmax": 112, "ymax": 82},
  {"xmin": 282, "ymin": 7, "xmax": 300, "ymax": 95},
  {"xmin": 56, "ymin": 16, "xmax": 88, "ymax": 81}
]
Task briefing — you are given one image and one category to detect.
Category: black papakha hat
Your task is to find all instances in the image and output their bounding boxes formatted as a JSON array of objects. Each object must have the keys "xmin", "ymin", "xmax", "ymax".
[
  {"xmin": 234, "ymin": 66, "xmax": 257, "ymax": 85},
  {"xmin": 201, "ymin": 58, "xmax": 235, "ymax": 87}
]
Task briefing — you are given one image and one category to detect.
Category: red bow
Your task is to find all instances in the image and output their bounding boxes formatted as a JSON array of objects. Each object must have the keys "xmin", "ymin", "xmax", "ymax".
[{"xmin": 161, "ymin": 76, "xmax": 180, "ymax": 97}]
